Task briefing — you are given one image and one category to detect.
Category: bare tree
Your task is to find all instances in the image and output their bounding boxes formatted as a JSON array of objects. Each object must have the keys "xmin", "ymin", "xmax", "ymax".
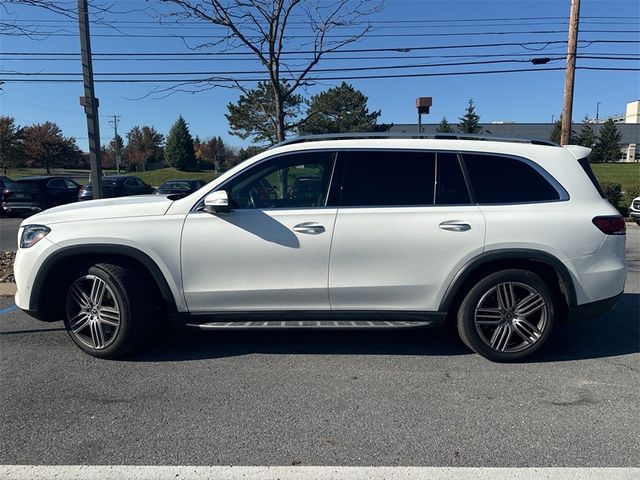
[{"xmin": 160, "ymin": 0, "xmax": 383, "ymax": 142}]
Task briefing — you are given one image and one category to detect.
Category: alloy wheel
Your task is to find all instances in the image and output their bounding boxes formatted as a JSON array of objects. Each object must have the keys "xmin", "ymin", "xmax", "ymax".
[
  {"xmin": 474, "ymin": 281, "xmax": 548, "ymax": 354},
  {"xmin": 66, "ymin": 275, "xmax": 121, "ymax": 350}
]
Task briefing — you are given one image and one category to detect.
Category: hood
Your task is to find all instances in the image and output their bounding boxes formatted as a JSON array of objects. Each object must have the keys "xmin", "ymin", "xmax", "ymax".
[{"xmin": 22, "ymin": 195, "xmax": 173, "ymax": 226}]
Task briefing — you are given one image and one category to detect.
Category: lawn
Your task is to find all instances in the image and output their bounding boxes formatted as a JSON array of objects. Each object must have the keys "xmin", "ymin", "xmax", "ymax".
[
  {"xmin": 591, "ymin": 163, "xmax": 639, "ymax": 191},
  {"xmin": 3, "ymin": 167, "xmax": 217, "ymax": 187}
]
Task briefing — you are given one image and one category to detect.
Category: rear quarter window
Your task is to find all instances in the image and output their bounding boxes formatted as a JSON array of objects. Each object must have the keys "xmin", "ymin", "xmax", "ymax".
[{"xmin": 462, "ymin": 153, "xmax": 562, "ymax": 204}]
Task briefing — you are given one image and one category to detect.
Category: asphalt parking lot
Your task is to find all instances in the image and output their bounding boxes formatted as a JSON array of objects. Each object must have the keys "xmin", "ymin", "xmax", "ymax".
[{"xmin": 0, "ymin": 225, "xmax": 638, "ymax": 468}]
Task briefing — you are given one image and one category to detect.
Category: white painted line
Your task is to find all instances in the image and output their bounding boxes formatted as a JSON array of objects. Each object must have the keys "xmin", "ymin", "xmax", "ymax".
[{"xmin": 0, "ymin": 466, "xmax": 638, "ymax": 480}]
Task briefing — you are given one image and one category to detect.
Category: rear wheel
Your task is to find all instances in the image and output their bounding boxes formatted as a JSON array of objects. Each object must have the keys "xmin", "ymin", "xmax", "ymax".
[
  {"xmin": 63, "ymin": 263, "xmax": 154, "ymax": 359},
  {"xmin": 457, "ymin": 269, "xmax": 556, "ymax": 362}
]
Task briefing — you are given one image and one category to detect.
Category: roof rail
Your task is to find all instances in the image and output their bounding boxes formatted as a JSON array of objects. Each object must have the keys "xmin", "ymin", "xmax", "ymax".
[{"xmin": 270, "ymin": 132, "xmax": 558, "ymax": 149}]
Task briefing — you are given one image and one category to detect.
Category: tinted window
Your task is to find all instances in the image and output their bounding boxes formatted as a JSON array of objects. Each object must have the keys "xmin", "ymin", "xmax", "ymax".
[
  {"xmin": 463, "ymin": 154, "xmax": 560, "ymax": 203},
  {"xmin": 64, "ymin": 179, "xmax": 78, "ymax": 189},
  {"xmin": 341, "ymin": 151, "xmax": 435, "ymax": 206},
  {"xmin": 227, "ymin": 151, "xmax": 335, "ymax": 209},
  {"xmin": 436, "ymin": 153, "xmax": 470, "ymax": 205},
  {"xmin": 47, "ymin": 179, "xmax": 66, "ymax": 189}
]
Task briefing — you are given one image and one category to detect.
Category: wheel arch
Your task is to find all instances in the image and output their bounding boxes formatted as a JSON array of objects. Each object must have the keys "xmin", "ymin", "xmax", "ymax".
[
  {"xmin": 30, "ymin": 244, "xmax": 179, "ymax": 320},
  {"xmin": 439, "ymin": 249, "xmax": 577, "ymax": 316}
]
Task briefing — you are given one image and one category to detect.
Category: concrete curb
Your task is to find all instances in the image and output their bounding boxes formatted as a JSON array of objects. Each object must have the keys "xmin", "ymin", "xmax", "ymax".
[{"xmin": 0, "ymin": 283, "xmax": 17, "ymax": 297}]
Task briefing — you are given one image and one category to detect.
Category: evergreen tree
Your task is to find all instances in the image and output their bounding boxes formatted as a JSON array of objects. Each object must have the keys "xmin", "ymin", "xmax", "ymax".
[
  {"xmin": 577, "ymin": 115, "xmax": 596, "ymax": 150},
  {"xmin": 435, "ymin": 116, "xmax": 455, "ymax": 133},
  {"xmin": 458, "ymin": 99, "xmax": 483, "ymax": 134},
  {"xmin": 226, "ymin": 81, "xmax": 304, "ymax": 145},
  {"xmin": 549, "ymin": 117, "xmax": 577, "ymax": 144},
  {"xmin": 299, "ymin": 82, "xmax": 390, "ymax": 135},
  {"xmin": 165, "ymin": 115, "xmax": 196, "ymax": 171},
  {"xmin": 0, "ymin": 116, "xmax": 25, "ymax": 173},
  {"xmin": 593, "ymin": 118, "xmax": 622, "ymax": 162}
]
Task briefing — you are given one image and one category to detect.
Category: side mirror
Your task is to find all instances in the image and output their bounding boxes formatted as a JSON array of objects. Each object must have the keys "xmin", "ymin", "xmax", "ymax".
[{"xmin": 204, "ymin": 190, "xmax": 230, "ymax": 214}]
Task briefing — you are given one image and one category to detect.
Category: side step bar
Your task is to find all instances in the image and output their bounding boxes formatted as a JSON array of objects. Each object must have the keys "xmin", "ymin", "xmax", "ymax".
[{"xmin": 186, "ymin": 320, "xmax": 435, "ymax": 330}]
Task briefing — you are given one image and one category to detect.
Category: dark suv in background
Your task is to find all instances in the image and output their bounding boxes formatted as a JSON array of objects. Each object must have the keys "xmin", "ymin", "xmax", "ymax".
[
  {"xmin": 78, "ymin": 175, "xmax": 154, "ymax": 201},
  {"xmin": 1, "ymin": 176, "xmax": 80, "ymax": 216}
]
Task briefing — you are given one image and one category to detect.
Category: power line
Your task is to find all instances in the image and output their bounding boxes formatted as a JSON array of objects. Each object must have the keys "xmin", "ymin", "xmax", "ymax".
[
  {"xmin": 2, "ymin": 29, "xmax": 637, "ymax": 39},
  {"xmin": 1, "ymin": 66, "xmax": 637, "ymax": 84},
  {"xmin": 4, "ymin": 39, "xmax": 640, "ymax": 56}
]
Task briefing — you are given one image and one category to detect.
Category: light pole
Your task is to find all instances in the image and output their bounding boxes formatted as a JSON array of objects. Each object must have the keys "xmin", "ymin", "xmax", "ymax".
[{"xmin": 596, "ymin": 101, "xmax": 601, "ymax": 122}]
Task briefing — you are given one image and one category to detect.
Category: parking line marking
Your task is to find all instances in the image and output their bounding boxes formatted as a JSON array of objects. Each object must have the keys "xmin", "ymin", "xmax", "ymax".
[
  {"xmin": 0, "ymin": 466, "xmax": 638, "ymax": 480},
  {"xmin": 0, "ymin": 305, "xmax": 17, "ymax": 315}
]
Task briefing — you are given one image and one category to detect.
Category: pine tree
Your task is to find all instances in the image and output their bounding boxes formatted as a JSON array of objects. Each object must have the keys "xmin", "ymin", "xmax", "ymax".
[
  {"xmin": 593, "ymin": 118, "xmax": 622, "ymax": 162},
  {"xmin": 300, "ymin": 82, "xmax": 390, "ymax": 135},
  {"xmin": 577, "ymin": 116, "xmax": 596, "ymax": 148},
  {"xmin": 458, "ymin": 99, "xmax": 483, "ymax": 134},
  {"xmin": 549, "ymin": 117, "xmax": 577, "ymax": 144},
  {"xmin": 435, "ymin": 116, "xmax": 455, "ymax": 133},
  {"xmin": 165, "ymin": 115, "xmax": 196, "ymax": 171}
]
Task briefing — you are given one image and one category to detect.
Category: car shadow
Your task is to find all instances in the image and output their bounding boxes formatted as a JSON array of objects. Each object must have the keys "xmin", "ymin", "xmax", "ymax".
[{"xmin": 132, "ymin": 293, "xmax": 639, "ymax": 363}]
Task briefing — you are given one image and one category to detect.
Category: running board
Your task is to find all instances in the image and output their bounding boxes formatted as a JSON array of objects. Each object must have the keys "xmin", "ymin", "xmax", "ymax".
[{"xmin": 186, "ymin": 320, "xmax": 434, "ymax": 330}]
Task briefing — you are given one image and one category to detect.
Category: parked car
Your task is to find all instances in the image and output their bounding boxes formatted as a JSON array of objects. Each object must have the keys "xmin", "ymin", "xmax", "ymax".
[
  {"xmin": 155, "ymin": 179, "xmax": 206, "ymax": 197},
  {"xmin": 1, "ymin": 176, "xmax": 80, "ymax": 216},
  {"xmin": 0, "ymin": 175, "xmax": 14, "ymax": 191},
  {"xmin": 78, "ymin": 175, "xmax": 154, "ymax": 201},
  {"xmin": 13, "ymin": 134, "xmax": 627, "ymax": 361},
  {"xmin": 0, "ymin": 176, "xmax": 15, "ymax": 216},
  {"xmin": 629, "ymin": 196, "xmax": 640, "ymax": 226}
]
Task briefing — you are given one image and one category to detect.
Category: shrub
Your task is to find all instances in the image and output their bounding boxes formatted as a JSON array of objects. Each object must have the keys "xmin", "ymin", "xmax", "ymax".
[
  {"xmin": 600, "ymin": 182, "xmax": 622, "ymax": 206},
  {"xmin": 622, "ymin": 182, "xmax": 640, "ymax": 207}
]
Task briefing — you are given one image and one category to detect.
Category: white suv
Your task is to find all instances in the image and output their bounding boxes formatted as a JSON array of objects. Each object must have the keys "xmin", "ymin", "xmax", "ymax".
[
  {"xmin": 630, "ymin": 196, "xmax": 640, "ymax": 225},
  {"xmin": 13, "ymin": 136, "xmax": 627, "ymax": 362}
]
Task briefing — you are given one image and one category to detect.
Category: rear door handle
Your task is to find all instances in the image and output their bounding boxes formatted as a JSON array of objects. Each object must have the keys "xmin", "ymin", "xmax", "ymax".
[
  {"xmin": 293, "ymin": 222, "xmax": 326, "ymax": 234},
  {"xmin": 438, "ymin": 220, "xmax": 471, "ymax": 232}
]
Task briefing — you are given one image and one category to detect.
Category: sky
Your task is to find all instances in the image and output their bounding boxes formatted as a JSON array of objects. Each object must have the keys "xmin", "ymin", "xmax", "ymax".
[{"xmin": 1, "ymin": 0, "xmax": 639, "ymax": 151}]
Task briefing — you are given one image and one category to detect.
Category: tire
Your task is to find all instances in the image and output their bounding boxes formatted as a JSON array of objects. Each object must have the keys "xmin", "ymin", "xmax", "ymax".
[
  {"xmin": 457, "ymin": 269, "xmax": 556, "ymax": 362},
  {"xmin": 63, "ymin": 263, "xmax": 154, "ymax": 359}
]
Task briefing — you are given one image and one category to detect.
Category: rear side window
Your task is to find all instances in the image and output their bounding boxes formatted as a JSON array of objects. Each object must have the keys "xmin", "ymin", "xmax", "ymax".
[
  {"xmin": 436, "ymin": 153, "xmax": 470, "ymax": 205},
  {"xmin": 577, "ymin": 157, "xmax": 605, "ymax": 198},
  {"xmin": 341, "ymin": 151, "xmax": 435, "ymax": 206},
  {"xmin": 463, "ymin": 154, "xmax": 561, "ymax": 204}
]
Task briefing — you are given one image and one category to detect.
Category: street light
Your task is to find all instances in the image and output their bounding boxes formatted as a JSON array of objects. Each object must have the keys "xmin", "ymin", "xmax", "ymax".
[{"xmin": 596, "ymin": 101, "xmax": 601, "ymax": 122}]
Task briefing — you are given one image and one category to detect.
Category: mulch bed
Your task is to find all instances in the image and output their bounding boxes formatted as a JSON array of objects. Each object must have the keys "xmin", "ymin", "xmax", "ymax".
[{"xmin": 0, "ymin": 251, "xmax": 15, "ymax": 283}]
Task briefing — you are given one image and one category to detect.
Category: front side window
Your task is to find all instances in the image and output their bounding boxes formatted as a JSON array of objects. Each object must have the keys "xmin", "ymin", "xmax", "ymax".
[
  {"xmin": 226, "ymin": 151, "xmax": 335, "ymax": 209},
  {"xmin": 463, "ymin": 153, "xmax": 561, "ymax": 204},
  {"xmin": 341, "ymin": 150, "xmax": 435, "ymax": 207}
]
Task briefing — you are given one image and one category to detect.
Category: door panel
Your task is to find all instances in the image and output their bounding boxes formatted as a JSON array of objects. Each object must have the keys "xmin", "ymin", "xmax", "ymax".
[
  {"xmin": 181, "ymin": 209, "xmax": 336, "ymax": 312},
  {"xmin": 329, "ymin": 206, "xmax": 485, "ymax": 311}
]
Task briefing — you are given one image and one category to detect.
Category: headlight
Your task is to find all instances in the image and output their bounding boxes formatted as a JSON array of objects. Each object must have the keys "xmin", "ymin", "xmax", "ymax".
[{"xmin": 20, "ymin": 225, "xmax": 51, "ymax": 249}]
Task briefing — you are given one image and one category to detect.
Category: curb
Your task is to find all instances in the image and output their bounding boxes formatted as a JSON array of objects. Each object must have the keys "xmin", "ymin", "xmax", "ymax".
[{"xmin": 0, "ymin": 283, "xmax": 17, "ymax": 297}]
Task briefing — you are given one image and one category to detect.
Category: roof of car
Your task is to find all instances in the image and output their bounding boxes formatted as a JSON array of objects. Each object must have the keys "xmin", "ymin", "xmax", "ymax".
[{"xmin": 16, "ymin": 176, "xmax": 69, "ymax": 182}]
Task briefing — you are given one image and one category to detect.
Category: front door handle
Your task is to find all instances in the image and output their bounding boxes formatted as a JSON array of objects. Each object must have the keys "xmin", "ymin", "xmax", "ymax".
[
  {"xmin": 293, "ymin": 222, "xmax": 326, "ymax": 234},
  {"xmin": 438, "ymin": 220, "xmax": 472, "ymax": 232}
]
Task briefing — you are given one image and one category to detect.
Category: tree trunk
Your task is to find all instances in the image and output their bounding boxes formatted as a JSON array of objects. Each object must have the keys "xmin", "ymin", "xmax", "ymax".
[{"xmin": 272, "ymin": 85, "xmax": 286, "ymax": 144}]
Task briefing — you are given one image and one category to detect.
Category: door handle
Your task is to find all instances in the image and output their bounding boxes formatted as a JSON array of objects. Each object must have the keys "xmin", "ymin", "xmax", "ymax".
[
  {"xmin": 293, "ymin": 222, "xmax": 326, "ymax": 234},
  {"xmin": 438, "ymin": 220, "xmax": 471, "ymax": 232}
]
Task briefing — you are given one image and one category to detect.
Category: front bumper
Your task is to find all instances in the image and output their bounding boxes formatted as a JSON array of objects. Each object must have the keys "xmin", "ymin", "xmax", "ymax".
[
  {"xmin": 629, "ymin": 211, "xmax": 640, "ymax": 220},
  {"xmin": 567, "ymin": 292, "xmax": 622, "ymax": 322}
]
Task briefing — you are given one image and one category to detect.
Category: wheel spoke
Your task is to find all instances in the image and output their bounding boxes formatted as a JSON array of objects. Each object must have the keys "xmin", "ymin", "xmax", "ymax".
[
  {"xmin": 490, "ymin": 324, "xmax": 512, "ymax": 351},
  {"xmin": 98, "ymin": 307, "xmax": 120, "ymax": 327},
  {"xmin": 69, "ymin": 284, "xmax": 90, "ymax": 309},
  {"xmin": 89, "ymin": 321, "xmax": 106, "ymax": 349},
  {"xmin": 515, "ymin": 293, "xmax": 545, "ymax": 317},
  {"xmin": 476, "ymin": 307, "xmax": 503, "ymax": 325},
  {"xmin": 511, "ymin": 322, "xmax": 534, "ymax": 344},
  {"xmin": 496, "ymin": 282, "xmax": 516, "ymax": 310},
  {"xmin": 69, "ymin": 313, "xmax": 90, "ymax": 333},
  {"xmin": 90, "ymin": 278, "xmax": 106, "ymax": 306},
  {"xmin": 514, "ymin": 317, "xmax": 543, "ymax": 338}
]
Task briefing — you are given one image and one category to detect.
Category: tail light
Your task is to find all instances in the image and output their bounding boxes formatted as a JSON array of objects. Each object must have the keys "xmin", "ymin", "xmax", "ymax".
[{"xmin": 592, "ymin": 215, "xmax": 626, "ymax": 235}]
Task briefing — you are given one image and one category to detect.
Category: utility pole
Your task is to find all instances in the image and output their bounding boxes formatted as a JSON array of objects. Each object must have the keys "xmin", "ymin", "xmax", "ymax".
[
  {"xmin": 78, "ymin": 0, "xmax": 102, "ymax": 198},
  {"xmin": 561, "ymin": 0, "xmax": 581, "ymax": 145},
  {"xmin": 596, "ymin": 101, "xmax": 601, "ymax": 122},
  {"xmin": 109, "ymin": 115, "xmax": 122, "ymax": 174}
]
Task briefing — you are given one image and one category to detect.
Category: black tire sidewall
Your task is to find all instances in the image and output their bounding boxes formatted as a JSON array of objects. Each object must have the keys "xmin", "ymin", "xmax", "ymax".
[
  {"xmin": 457, "ymin": 269, "xmax": 557, "ymax": 362},
  {"xmin": 63, "ymin": 264, "xmax": 137, "ymax": 359}
]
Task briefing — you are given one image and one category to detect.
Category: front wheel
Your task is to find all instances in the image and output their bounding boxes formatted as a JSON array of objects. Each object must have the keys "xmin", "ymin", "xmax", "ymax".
[
  {"xmin": 457, "ymin": 269, "xmax": 556, "ymax": 362},
  {"xmin": 63, "ymin": 263, "xmax": 154, "ymax": 359}
]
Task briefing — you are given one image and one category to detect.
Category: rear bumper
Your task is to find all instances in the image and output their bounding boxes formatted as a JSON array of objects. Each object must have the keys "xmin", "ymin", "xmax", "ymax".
[{"xmin": 567, "ymin": 292, "xmax": 622, "ymax": 323}]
